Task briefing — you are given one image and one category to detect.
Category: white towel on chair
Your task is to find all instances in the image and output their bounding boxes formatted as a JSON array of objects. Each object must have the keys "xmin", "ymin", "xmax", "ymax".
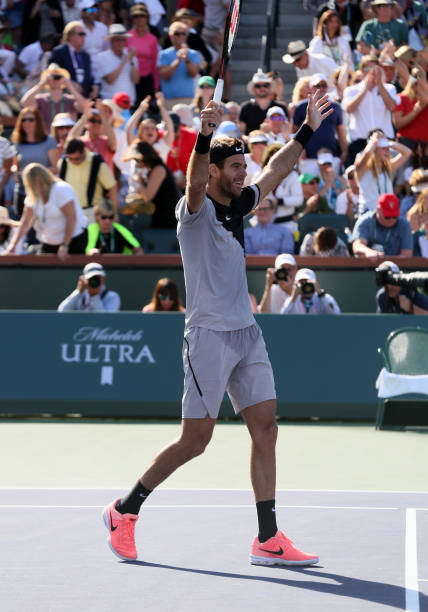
[{"xmin": 376, "ymin": 368, "xmax": 428, "ymax": 398}]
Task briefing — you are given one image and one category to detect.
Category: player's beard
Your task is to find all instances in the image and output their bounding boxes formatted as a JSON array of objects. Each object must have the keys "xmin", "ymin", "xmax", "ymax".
[{"xmin": 219, "ymin": 173, "xmax": 242, "ymax": 200}]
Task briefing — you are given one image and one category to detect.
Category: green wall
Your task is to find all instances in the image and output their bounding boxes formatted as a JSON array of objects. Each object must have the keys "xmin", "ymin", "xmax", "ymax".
[
  {"xmin": 1, "ymin": 312, "xmax": 426, "ymax": 419},
  {"xmin": 0, "ymin": 265, "xmax": 383, "ymax": 312}
]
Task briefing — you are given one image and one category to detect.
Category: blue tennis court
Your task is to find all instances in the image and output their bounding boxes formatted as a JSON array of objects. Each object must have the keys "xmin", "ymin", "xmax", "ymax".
[{"xmin": 1, "ymin": 488, "xmax": 427, "ymax": 611}]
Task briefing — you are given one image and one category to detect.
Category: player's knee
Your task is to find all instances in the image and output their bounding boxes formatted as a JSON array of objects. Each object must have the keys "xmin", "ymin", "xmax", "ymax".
[
  {"xmin": 179, "ymin": 430, "xmax": 213, "ymax": 460},
  {"xmin": 254, "ymin": 420, "xmax": 278, "ymax": 450}
]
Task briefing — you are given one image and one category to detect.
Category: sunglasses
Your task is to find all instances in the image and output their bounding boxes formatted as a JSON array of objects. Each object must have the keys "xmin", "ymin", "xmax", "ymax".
[
  {"xmin": 347, "ymin": 173, "xmax": 355, "ymax": 180},
  {"xmin": 173, "ymin": 31, "xmax": 187, "ymax": 36},
  {"xmin": 100, "ymin": 215, "xmax": 114, "ymax": 220},
  {"xmin": 383, "ymin": 214, "xmax": 398, "ymax": 219},
  {"xmin": 269, "ymin": 114, "xmax": 284, "ymax": 121},
  {"xmin": 308, "ymin": 180, "xmax": 319, "ymax": 185},
  {"xmin": 315, "ymin": 83, "xmax": 328, "ymax": 88},
  {"xmin": 52, "ymin": 74, "xmax": 63, "ymax": 80},
  {"xmin": 200, "ymin": 84, "xmax": 213, "ymax": 89},
  {"xmin": 22, "ymin": 117, "xmax": 35, "ymax": 123},
  {"xmin": 254, "ymin": 83, "xmax": 270, "ymax": 89},
  {"xmin": 67, "ymin": 154, "xmax": 83, "ymax": 162},
  {"xmin": 158, "ymin": 293, "xmax": 173, "ymax": 301},
  {"xmin": 84, "ymin": 7, "xmax": 98, "ymax": 12},
  {"xmin": 74, "ymin": 31, "xmax": 87, "ymax": 36},
  {"xmin": 257, "ymin": 207, "xmax": 273, "ymax": 212},
  {"xmin": 88, "ymin": 118, "xmax": 102, "ymax": 124}
]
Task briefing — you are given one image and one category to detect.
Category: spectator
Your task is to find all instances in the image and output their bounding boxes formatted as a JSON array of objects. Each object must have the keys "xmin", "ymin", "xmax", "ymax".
[
  {"xmin": 297, "ymin": 173, "xmax": 330, "ymax": 215},
  {"xmin": 100, "ymin": 99, "xmax": 129, "ymax": 178},
  {"xmin": 142, "ymin": 277, "xmax": 185, "ymax": 312},
  {"xmin": 335, "ymin": 164, "xmax": 359, "ymax": 224},
  {"xmin": 376, "ymin": 260, "xmax": 428, "ymax": 314},
  {"xmin": 67, "ymin": 99, "xmax": 116, "ymax": 173},
  {"xmin": 282, "ymin": 40, "xmax": 337, "ymax": 85},
  {"xmin": 201, "ymin": 0, "xmax": 229, "ymax": 91},
  {"xmin": 124, "ymin": 140, "xmax": 181, "ymax": 228},
  {"xmin": 60, "ymin": 0, "xmax": 81, "ymax": 24},
  {"xmin": 158, "ymin": 21, "xmax": 200, "ymax": 110},
  {"xmin": 407, "ymin": 186, "xmax": 428, "ymax": 232},
  {"xmin": 16, "ymin": 33, "xmax": 57, "ymax": 86},
  {"xmin": 0, "ymin": 123, "xmax": 15, "ymax": 206},
  {"xmin": 164, "ymin": 7, "xmax": 212, "ymax": 74},
  {"xmin": 21, "ymin": 0, "xmax": 63, "ymax": 48},
  {"xmin": 413, "ymin": 220, "xmax": 428, "ymax": 257},
  {"xmin": 239, "ymin": 70, "xmax": 288, "ymax": 136},
  {"xmin": 50, "ymin": 20, "xmax": 97, "ymax": 98},
  {"xmin": 355, "ymin": 129, "xmax": 411, "ymax": 215},
  {"xmin": 288, "ymin": 77, "xmax": 311, "ymax": 124},
  {"xmin": 0, "ymin": 206, "xmax": 24, "ymax": 254},
  {"xmin": 6, "ymin": 162, "xmax": 87, "ymax": 258},
  {"xmin": 258, "ymin": 253, "xmax": 297, "ymax": 313},
  {"xmin": 293, "ymin": 73, "xmax": 347, "ymax": 173},
  {"xmin": 342, "ymin": 55, "xmax": 399, "ymax": 164},
  {"xmin": 50, "ymin": 112, "xmax": 75, "ymax": 159},
  {"xmin": 113, "ymin": 91, "xmax": 132, "ymax": 125},
  {"xmin": 317, "ymin": 148, "xmax": 345, "ymax": 211},
  {"xmin": 266, "ymin": 70, "xmax": 286, "ymax": 105},
  {"xmin": 190, "ymin": 75, "xmax": 216, "ymax": 129},
  {"xmin": 334, "ymin": 0, "xmax": 363, "ymax": 49},
  {"xmin": 243, "ymin": 130, "xmax": 268, "ymax": 186},
  {"xmin": 58, "ymin": 261, "xmax": 121, "ymax": 311},
  {"xmin": 401, "ymin": 168, "xmax": 428, "ymax": 217},
  {"xmin": 59, "ymin": 138, "xmax": 117, "ymax": 222},
  {"xmin": 356, "ymin": 0, "xmax": 408, "ymax": 54},
  {"xmin": 96, "ymin": 24, "xmax": 139, "ymax": 108},
  {"xmin": 280, "ymin": 267, "xmax": 341, "ymax": 314},
  {"xmin": 165, "ymin": 112, "xmax": 197, "ymax": 188},
  {"xmin": 127, "ymin": 4, "xmax": 159, "ymax": 107},
  {"xmin": 125, "ymin": 92, "xmax": 174, "ymax": 162},
  {"xmin": 80, "ymin": 0, "xmax": 108, "ymax": 65},
  {"xmin": 224, "ymin": 100, "xmax": 240, "ymax": 125},
  {"xmin": 352, "ymin": 192, "xmax": 413, "ymax": 258},
  {"xmin": 244, "ymin": 196, "xmax": 294, "ymax": 255},
  {"xmin": 299, "ymin": 226, "xmax": 350, "ymax": 256},
  {"xmin": 86, "ymin": 199, "xmax": 143, "ymax": 254},
  {"xmin": 11, "ymin": 107, "xmax": 58, "ymax": 218},
  {"xmin": 262, "ymin": 106, "xmax": 290, "ymax": 145},
  {"xmin": 273, "ymin": 164, "xmax": 303, "ymax": 235},
  {"xmin": 393, "ymin": 67, "xmax": 428, "ymax": 151},
  {"xmin": 214, "ymin": 120, "xmax": 241, "ymax": 139},
  {"xmin": 309, "ymin": 9, "xmax": 354, "ymax": 69},
  {"xmin": 20, "ymin": 63, "xmax": 85, "ymax": 132}
]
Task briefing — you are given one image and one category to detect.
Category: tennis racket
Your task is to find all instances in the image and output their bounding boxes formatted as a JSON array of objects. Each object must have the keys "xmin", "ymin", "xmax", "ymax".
[{"xmin": 208, "ymin": 0, "xmax": 242, "ymax": 127}]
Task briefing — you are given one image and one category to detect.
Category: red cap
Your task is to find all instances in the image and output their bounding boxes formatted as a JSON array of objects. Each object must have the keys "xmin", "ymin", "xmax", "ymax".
[
  {"xmin": 112, "ymin": 92, "xmax": 131, "ymax": 109},
  {"xmin": 378, "ymin": 193, "xmax": 399, "ymax": 217}
]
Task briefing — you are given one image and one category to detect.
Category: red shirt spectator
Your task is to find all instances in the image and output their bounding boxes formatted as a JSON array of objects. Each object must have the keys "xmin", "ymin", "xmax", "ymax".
[
  {"xmin": 394, "ymin": 93, "xmax": 428, "ymax": 143},
  {"xmin": 166, "ymin": 125, "xmax": 197, "ymax": 175}
]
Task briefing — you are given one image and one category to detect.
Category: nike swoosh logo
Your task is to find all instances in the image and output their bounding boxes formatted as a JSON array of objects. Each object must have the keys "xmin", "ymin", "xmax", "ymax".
[
  {"xmin": 259, "ymin": 547, "xmax": 283, "ymax": 555},
  {"xmin": 110, "ymin": 515, "xmax": 118, "ymax": 532},
  {"xmin": 225, "ymin": 216, "xmax": 232, "ymax": 221}
]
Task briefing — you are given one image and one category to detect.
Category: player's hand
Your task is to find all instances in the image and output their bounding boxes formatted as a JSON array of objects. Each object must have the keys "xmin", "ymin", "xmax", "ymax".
[
  {"xmin": 200, "ymin": 100, "xmax": 222, "ymax": 135},
  {"xmin": 305, "ymin": 89, "xmax": 333, "ymax": 132}
]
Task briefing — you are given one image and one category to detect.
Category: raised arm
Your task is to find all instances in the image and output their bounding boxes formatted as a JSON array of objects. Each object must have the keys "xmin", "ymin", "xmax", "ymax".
[
  {"xmin": 185, "ymin": 101, "xmax": 222, "ymax": 214},
  {"xmin": 125, "ymin": 96, "xmax": 150, "ymax": 145},
  {"xmin": 255, "ymin": 91, "xmax": 333, "ymax": 202}
]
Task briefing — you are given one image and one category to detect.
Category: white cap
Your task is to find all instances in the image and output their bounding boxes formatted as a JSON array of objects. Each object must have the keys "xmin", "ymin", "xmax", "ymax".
[
  {"xmin": 317, "ymin": 152, "xmax": 334, "ymax": 165},
  {"xmin": 275, "ymin": 253, "xmax": 296, "ymax": 269},
  {"xmin": 79, "ymin": 0, "xmax": 97, "ymax": 10},
  {"xmin": 51, "ymin": 115, "xmax": 75, "ymax": 128},
  {"xmin": 377, "ymin": 138, "xmax": 391, "ymax": 148},
  {"xmin": 83, "ymin": 262, "xmax": 106, "ymax": 279},
  {"xmin": 310, "ymin": 73, "xmax": 329, "ymax": 87},
  {"xmin": 295, "ymin": 268, "xmax": 317, "ymax": 283},
  {"xmin": 377, "ymin": 260, "xmax": 400, "ymax": 274},
  {"xmin": 267, "ymin": 105, "xmax": 286, "ymax": 118}
]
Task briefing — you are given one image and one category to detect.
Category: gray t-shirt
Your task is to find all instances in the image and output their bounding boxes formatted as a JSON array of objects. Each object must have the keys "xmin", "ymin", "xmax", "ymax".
[{"xmin": 176, "ymin": 185, "xmax": 260, "ymax": 331}]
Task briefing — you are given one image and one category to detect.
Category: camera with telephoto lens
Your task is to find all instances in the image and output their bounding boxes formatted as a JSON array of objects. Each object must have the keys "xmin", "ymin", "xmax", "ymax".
[
  {"xmin": 301, "ymin": 281, "xmax": 315, "ymax": 297},
  {"xmin": 88, "ymin": 276, "xmax": 102, "ymax": 289},
  {"xmin": 274, "ymin": 268, "xmax": 288, "ymax": 282},
  {"xmin": 375, "ymin": 267, "xmax": 428, "ymax": 292}
]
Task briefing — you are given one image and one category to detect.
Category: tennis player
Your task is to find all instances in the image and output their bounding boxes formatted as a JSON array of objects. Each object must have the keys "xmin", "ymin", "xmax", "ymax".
[{"xmin": 103, "ymin": 90, "xmax": 333, "ymax": 565}]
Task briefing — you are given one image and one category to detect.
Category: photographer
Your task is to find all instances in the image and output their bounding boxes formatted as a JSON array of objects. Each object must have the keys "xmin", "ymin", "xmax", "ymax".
[
  {"xmin": 375, "ymin": 260, "xmax": 428, "ymax": 315},
  {"xmin": 258, "ymin": 253, "xmax": 297, "ymax": 313},
  {"xmin": 57, "ymin": 262, "xmax": 120, "ymax": 311},
  {"xmin": 280, "ymin": 268, "xmax": 341, "ymax": 314}
]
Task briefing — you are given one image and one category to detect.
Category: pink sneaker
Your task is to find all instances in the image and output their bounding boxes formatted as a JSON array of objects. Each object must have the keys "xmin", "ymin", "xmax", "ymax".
[
  {"xmin": 102, "ymin": 498, "xmax": 138, "ymax": 560},
  {"xmin": 250, "ymin": 530, "xmax": 319, "ymax": 566}
]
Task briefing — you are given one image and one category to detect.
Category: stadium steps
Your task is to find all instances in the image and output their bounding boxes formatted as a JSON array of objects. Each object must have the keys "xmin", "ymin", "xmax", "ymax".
[{"xmin": 230, "ymin": 0, "xmax": 313, "ymax": 103}]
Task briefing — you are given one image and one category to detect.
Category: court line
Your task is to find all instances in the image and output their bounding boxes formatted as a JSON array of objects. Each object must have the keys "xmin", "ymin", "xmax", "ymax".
[
  {"xmin": 0, "ymin": 487, "xmax": 428, "ymax": 494},
  {"xmin": 0, "ymin": 504, "xmax": 400, "ymax": 510},
  {"xmin": 405, "ymin": 508, "xmax": 420, "ymax": 612}
]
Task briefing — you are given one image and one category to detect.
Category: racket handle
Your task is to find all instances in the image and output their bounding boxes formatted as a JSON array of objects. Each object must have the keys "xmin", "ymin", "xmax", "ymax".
[{"xmin": 208, "ymin": 79, "xmax": 224, "ymax": 127}]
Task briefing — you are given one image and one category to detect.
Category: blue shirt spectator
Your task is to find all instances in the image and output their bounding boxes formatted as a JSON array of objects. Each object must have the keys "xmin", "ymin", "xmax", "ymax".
[
  {"xmin": 158, "ymin": 23, "xmax": 200, "ymax": 102},
  {"xmin": 244, "ymin": 197, "xmax": 294, "ymax": 255},
  {"xmin": 292, "ymin": 98, "xmax": 344, "ymax": 159},
  {"xmin": 352, "ymin": 202, "xmax": 413, "ymax": 257}
]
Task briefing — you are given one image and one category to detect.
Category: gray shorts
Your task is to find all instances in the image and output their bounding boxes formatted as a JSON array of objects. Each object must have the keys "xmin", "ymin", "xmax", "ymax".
[{"xmin": 181, "ymin": 324, "xmax": 276, "ymax": 419}]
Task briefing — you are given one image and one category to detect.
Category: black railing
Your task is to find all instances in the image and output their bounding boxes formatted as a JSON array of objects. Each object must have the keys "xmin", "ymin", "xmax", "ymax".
[{"xmin": 260, "ymin": 0, "xmax": 279, "ymax": 72}]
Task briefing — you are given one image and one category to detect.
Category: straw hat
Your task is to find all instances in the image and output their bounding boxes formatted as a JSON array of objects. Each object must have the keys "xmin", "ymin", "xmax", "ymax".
[
  {"xmin": 0, "ymin": 206, "xmax": 19, "ymax": 227},
  {"xmin": 41, "ymin": 63, "xmax": 70, "ymax": 82},
  {"xmin": 101, "ymin": 99, "xmax": 125, "ymax": 126}
]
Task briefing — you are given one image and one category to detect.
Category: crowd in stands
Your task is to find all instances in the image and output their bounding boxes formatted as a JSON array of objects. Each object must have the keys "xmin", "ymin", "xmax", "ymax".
[{"xmin": 0, "ymin": 0, "xmax": 426, "ymax": 267}]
